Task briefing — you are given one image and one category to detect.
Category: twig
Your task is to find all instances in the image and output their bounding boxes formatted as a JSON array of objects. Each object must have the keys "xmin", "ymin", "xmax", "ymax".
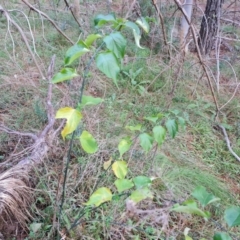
[
  {"xmin": 215, "ymin": 7, "xmax": 221, "ymax": 92},
  {"xmin": 217, "ymin": 124, "xmax": 240, "ymax": 162},
  {"xmin": 58, "ymin": 41, "xmax": 106, "ymax": 235},
  {"xmin": 221, "ymin": 17, "xmax": 240, "ymax": 27},
  {"xmin": 8, "ymin": 9, "xmax": 39, "ymax": 57},
  {"xmin": 191, "ymin": 72, "xmax": 204, "ymax": 96},
  {"xmin": 151, "ymin": 0, "xmax": 169, "ymax": 50},
  {"xmin": 21, "ymin": 0, "xmax": 74, "ymax": 44},
  {"xmin": 40, "ymin": 55, "xmax": 56, "ymax": 138},
  {"xmin": 63, "ymin": 0, "xmax": 82, "ymax": 31},
  {"xmin": 0, "ymin": 5, "xmax": 45, "ymax": 80},
  {"xmin": 146, "ymin": 64, "xmax": 171, "ymax": 91},
  {"xmin": 0, "ymin": 125, "xmax": 37, "ymax": 141},
  {"xmin": 125, "ymin": 0, "xmax": 137, "ymax": 19},
  {"xmin": 173, "ymin": 0, "xmax": 220, "ymax": 118}
]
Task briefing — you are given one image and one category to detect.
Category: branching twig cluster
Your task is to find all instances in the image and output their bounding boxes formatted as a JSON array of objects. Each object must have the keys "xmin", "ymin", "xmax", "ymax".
[
  {"xmin": 0, "ymin": 4, "xmax": 45, "ymax": 79},
  {"xmin": 21, "ymin": 0, "xmax": 74, "ymax": 44}
]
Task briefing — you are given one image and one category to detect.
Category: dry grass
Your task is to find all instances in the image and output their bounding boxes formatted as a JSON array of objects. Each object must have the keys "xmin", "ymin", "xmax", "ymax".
[
  {"xmin": 0, "ymin": 169, "xmax": 32, "ymax": 229},
  {"xmin": 0, "ymin": 0, "xmax": 240, "ymax": 239}
]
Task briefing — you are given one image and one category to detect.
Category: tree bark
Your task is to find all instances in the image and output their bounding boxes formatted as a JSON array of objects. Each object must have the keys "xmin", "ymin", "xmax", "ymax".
[{"xmin": 198, "ymin": 0, "xmax": 224, "ymax": 55}]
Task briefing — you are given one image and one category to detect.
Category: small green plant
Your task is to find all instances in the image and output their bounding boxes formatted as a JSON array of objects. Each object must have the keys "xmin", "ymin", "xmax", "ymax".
[
  {"xmin": 48, "ymin": 11, "xmax": 240, "ymax": 240},
  {"xmin": 122, "ymin": 68, "xmax": 149, "ymax": 95},
  {"xmin": 50, "ymin": 12, "xmax": 156, "ymax": 234},
  {"xmin": 172, "ymin": 186, "xmax": 240, "ymax": 240}
]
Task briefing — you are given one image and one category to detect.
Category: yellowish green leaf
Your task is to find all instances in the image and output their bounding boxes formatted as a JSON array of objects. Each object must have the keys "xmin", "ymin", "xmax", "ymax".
[
  {"xmin": 84, "ymin": 34, "xmax": 102, "ymax": 48},
  {"xmin": 103, "ymin": 158, "xmax": 112, "ymax": 170},
  {"xmin": 55, "ymin": 107, "xmax": 82, "ymax": 139},
  {"xmin": 136, "ymin": 17, "xmax": 150, "ymax": 33},
  {"xmin": 112, "ymin": 160, "xmax": 127, "ymax": 179},
  {"xmin": 118, "ymin": 138, "xmax": 132, "ymax": 158},
  {"xmin": 52, "ymin": 68, "xmax": 79, "ymax": 83},
  {"xmin": 130, "ymin": 187, "xmax": 153, "ymax": 203},
  {"xmin": 114, "ymin": 179, "xmax": 134, "ymax": 193},
  {"xmin": 79, "ymin": 130, "xmax": 98, "ymax": 154},
  {"xmin": 125, "ymin": 124, "xmax": 142, "ymax": 131},
  {"xmin": 85, "ymin": 187, "xmax": 112, "ymax": 207}
]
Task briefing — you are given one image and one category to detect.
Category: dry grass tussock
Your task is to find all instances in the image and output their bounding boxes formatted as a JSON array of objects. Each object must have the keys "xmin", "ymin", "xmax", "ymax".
[{"xmin": 0, "ymin": 168, "xmax": 32, "ymax": 229}]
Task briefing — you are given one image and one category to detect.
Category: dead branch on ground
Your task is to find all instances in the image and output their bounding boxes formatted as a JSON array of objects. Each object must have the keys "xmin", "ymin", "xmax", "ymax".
[
  {"xmin": 0, "ymin": 55, "xmax": 63, "ymax": 231},
  {"xmin": 216, "ymin": 125, "xmax": 240, "ymax": 162}
]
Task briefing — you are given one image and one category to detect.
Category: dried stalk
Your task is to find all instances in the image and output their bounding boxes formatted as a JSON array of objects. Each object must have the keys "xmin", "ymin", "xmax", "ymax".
[
  {"xmin": 217, "ymin": 125, "xmax": 240, "ymax": 162},
  {"xmin": 63, "ymin": 0, "xmax": 82, "ymax": 31}
]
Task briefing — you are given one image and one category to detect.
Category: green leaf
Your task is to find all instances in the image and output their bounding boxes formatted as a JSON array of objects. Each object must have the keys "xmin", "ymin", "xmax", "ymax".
[
  {"xmin": 136, "ymin": 17, "xmax": 150, "ymax": 33},
  {"xmin": 79, "ymin": 95, "xmax": 103, "ymax": 108},
  {"xmin": 55, "ymin": 107, "xmax": 82, "ymax": 139},
  {"xmin": 124, "ymin": 21, "xmax": 143, "ymax": 49},
  {"xmin": 153, "ymin": 125, "xmax": 166, "ymax": 146},
  {"xmin": 114, "ymin": 179, "xmax": 134, "ymax": 193},
  {"xmin": 144, "ymin": 116, "xmax": 158, "ymax": 123},
  {"xmin": 96, "ymin": 51, "xmax": 120, "ymax": 86},
  {"xmin": 139, "ymin": 133, "xmax": 153, "ymax": 152},
  {"xmin": 171, "ymin": 200, "xmax": 211, "ymax": 220},
  {"xmin": 165, "ymin": 119, "xmax": 178, "ymax": 138},
  {"xmin": 94, "ymin": 13, "xmax": 116, "ymax": 27},
  {"xmin": 224, "ymin": 206, "xmax": 240, "ymax": 227},
  {"xmin": 52, "ymin": 68, "xmax": 79, "ymax": 83},
  {"xmin": 170, "ymin": 109, "xmax": 180, "ymax": 115},
  {"xmin": 118, "ymin": 138, "xmax": 132, "ymax": 158},
  {"xmin": 157, "ymin": 112, "xmax": 165, "ymax": 119},
  {"xmin": 103, "ymin": 32, "xmax": 126, "ymax": 59},
  {"xmin": 62, "ymin": 213, "xmax": 71, "ymax": 230},
  {"xmin": 79, "ymin": 130, "xmax": 98, "ymax": 154},
  {"xmin": 64, "ymin": 41, "xmax": 90, "ymax": 66},
  {"xmin": 84, "ymin": 34, "xmax": 102, "ymax": 48},
  {"xmin": 85, "ymin": 187, "xmax": 112, "ymax": 207},
  {"xmin": 213, "ymin": 232, "xmax": 232, "ymax": 240},
  {"xmin": 125, "ymin": 124, "xmax": 142, "ymax": 131},
  {"xmin": 191, "ymin": 186, "xmax": 220, "ymax": 207},
  {"xmin": 30, "ymin": 223, "xmax": 42, "ymax": 233},
  {"xmin": 183, "ymin": 199, "xmax": 198, "ymax": 207},
  {"xmin": 124, "ymin": 21, "xmax": 140, "ymax": 35},
  {"xmin": 137, "ymin": 85, "xmax": 146, "ymax": 95},
  {"xmin": 112, "ymin": 160, "xmax": 128, "ymax": 179},
  {"xmin": 178, "ymin": 116, "xmax": 186, "ymax": 129},
  {"xmin": 130, "ymin": 187, "xmax": 153, "ymax": 203},
  {"xmin": 133, "ymin": 176, "xmax": 152, "ymax": 189}
]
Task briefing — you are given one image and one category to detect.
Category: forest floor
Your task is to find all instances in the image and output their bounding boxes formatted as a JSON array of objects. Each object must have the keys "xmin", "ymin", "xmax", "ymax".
[{"xmin": 0, "ymin": 0, "xmax": 240, "ymax": 239}]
